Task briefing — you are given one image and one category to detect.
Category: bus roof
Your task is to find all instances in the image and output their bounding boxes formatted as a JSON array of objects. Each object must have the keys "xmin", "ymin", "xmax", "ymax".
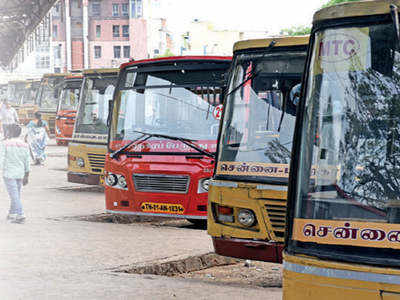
[
  {"xmin": 43, "ymin": 73, "xmax": 69, "ymax": 78},
  {"xmin": 314, "ymin": 0, "xmax": 400, "ymax": 22},
  {"xmin": 120, "ymin": 56, "xmax": 232, "ymax": 70},
  {"xmin": 83, "ymin": 68, "xmax": 119, "ymax": 75},
  {"xmin": 65, "ymin": 74, "xmax": 83, "ymax": 80},
  {"xmin": 8, "ymin": 80, "xmax": 30, "ymax": 84},
  {"xmin": 233, "ymin": 36, "xmax": 309, "ymax": 52}
]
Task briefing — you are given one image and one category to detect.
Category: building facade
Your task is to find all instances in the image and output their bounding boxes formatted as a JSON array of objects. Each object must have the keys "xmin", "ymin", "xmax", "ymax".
[{"xmin": 51, "ymin": 0, "xmax": 151, "ymax": 72}]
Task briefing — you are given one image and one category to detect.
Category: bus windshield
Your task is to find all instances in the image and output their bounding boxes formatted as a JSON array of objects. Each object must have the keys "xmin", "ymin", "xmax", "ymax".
[
  {"xmin": 216, "ymin": 51, "xmax": 306, "ymax": 182},
  {"xmin": 291, "ymin": 22, "xmax": 400, "ymax": 263},
  {"xmin": 75, "ymin": 75, "xmax": 116, "ymax": 135},
  {"xmin": 21, "ymin": 82, "xmax": 38, "ymax": 105},
  {"xmin": 58, "ymin": 81, "xmax": 81, "ymax": 111},
  {"xmin": 7, "ymin": 83, "xmax": 25, "ymax": 105},
  {"xmin": 36, "ymin": 77, "xmax": 63, "ymax": 110},
  {"xmin": 110, "ymin": 65, "xmax": 228, "ymax": 154}
]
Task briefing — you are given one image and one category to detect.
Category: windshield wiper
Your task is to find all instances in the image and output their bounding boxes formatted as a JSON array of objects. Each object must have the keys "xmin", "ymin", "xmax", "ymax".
[
  {"xmin": 225, "ymin": 41, "xmax": 277, "ymax": 99},
  {"xmin": 131, "ymin": 130, "xmax": 215, "ymax": 158},
  {"xmin": 110, "ymin": 133, "xmax": 151, "ymax": 159},
  {"xmin": 391, "ymin": 4, "xmax": 400, "ymax": 49}
]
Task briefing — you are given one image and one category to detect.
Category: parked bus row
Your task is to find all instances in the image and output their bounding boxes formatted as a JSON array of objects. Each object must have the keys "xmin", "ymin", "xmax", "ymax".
[{"xmin": 5, "ymin": 0, "xmax": 399, "ymax": 296}]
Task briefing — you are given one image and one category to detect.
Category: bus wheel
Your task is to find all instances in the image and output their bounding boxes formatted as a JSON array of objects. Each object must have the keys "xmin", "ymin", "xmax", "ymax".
[{"xmin": 186, "ymin": 219, "xmax": 207, "ymax": 229}]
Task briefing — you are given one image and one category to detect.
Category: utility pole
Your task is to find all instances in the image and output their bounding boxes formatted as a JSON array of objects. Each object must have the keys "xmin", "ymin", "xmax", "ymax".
[
  {"xmin": 83, "ymin": 0, "xmax": 89, "ymax": 69},
  {"xmin": 65, "ymin": 0, "xmax": 72, "ymax": 71}
]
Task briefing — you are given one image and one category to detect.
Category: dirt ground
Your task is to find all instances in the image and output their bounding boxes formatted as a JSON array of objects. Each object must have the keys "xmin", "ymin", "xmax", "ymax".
[{"xmin": 177, "ymin": 260, "xmax": 282, "ymax": 288}]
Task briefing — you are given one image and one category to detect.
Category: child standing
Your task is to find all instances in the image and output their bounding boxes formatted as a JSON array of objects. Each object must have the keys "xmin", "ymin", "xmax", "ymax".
[{"xmin": 0, "ymin": 124, "xmax": 30, "ymax": 223}]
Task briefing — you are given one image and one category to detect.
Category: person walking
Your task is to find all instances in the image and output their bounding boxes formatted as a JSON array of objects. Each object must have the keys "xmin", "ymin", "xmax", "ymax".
[
  {"xmin": 0, "ymin": 124, "xmax": 30, "ymax": 224},
  {"xmin": 26, "ymin": 112, "xmax": 49, "ymax": 165},
  {"xmin": 0, "ymin": 100, "xmax": 19, "ymax": 139}
]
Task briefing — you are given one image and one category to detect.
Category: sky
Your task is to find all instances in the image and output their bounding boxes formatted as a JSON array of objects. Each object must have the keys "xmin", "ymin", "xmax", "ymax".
[{"xmin": 161, "ymin": 0, "xmax": 325, "ymax": 35}]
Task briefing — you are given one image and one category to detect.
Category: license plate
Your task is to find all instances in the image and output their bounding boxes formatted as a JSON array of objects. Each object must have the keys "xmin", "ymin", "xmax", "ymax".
[{"xmin": 140, "ymin": 202, "xmax": 184, "ymax": 214}]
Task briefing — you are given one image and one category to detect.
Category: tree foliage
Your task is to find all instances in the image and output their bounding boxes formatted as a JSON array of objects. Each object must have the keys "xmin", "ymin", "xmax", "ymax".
[
  {"xmin": 154, "ymin": 49, "xmax": 175, "ymax": 58},
  {"xmin": 279, "ymin": 25, "xmax": 311, "ymax": 36},
  {"xmin": 279, "ymin": 0, "xmax": 361, "ymax": 36},
  {"xmin": 322, "ymin": 0, "xmax": 359, "ymax": 8}
]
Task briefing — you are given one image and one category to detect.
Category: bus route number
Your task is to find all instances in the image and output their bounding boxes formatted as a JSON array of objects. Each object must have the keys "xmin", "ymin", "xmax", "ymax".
[{"xmin": 213, "ymin": 105, "xmax": 223, "ymax": 120}]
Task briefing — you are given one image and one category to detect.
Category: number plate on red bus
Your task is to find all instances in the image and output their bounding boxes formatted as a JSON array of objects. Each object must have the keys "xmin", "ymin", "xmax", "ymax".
[{"xmin": 140, "ymin": 202, "xmax": 184, "ymax": 214}]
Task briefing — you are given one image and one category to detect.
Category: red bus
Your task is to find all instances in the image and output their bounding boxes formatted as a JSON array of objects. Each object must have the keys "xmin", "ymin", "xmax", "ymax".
[
  {"xmin": 105, "ymin": 56, "xmax": 231, "ymax": 223},
  {"xmin": 56, "ymin": 75, "xmax": 83, "ymax": 145}
]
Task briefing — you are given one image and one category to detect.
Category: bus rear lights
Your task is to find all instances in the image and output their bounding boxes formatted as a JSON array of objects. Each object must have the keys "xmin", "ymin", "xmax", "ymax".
[
  {"xmin": 77, "ymin": 158, "xmax": 85, "ymax": 168},
  {"xmin": 217, "ymin": 205, "xmax": 234, "ymax": 223},
  {"xmin": 237, "ymin": 209, "xmax": 256, "ymax": 227}
]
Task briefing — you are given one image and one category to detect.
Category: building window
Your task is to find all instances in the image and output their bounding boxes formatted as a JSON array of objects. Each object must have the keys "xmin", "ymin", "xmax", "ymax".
[
  {"xmin": 122, "ymin": 3, "xmax": 129, "ymax": 16},
  {"xmin": 114, "ymin": 46, "xmax": 121, "ymax": 58},
  {"xmin": 36, "ymin": 56, "xmax": 50, "ymax": 69},
  {"xmin": 91, "ymin": 2, "xmax": 101, "ymax": 16},
  {"xmin": 52, "ymin": 25, "xmax": 58, "ymax": 39},
  {"xmin": 94, "ymin": 46, "xmax": 102, "ymax": 59},
  {"xmin": 54, "ymin": 44, "xmax": 62, "ymax": 59},
  {"xmin": 113, "ymin": 25, "xmax": 120, "ymax": 37},
  {"xmin": 96, "ymin": 25, "xmax": 101, "ymax": 38},
  {"xmin": 112, "ymin": 3, "xmax": 119, "ymax": 16},
  {"xmin": 122, "ymin": 25, "xmax": 129, "ymax": 37},
  {"xmin": 131, "ymin": 0, "xmax": 142, "ymax": 18},
  {"xmin": 123, "ymin": 46, "xmax": 131, "ymax": 58}
]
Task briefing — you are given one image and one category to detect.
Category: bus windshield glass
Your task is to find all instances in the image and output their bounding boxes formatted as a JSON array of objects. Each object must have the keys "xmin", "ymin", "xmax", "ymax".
[
  {"xmin": 110, "ymin": 65, "xmax": 228, "ymax": 154},
  {"xmin": 21, "ymin": 82, "xmax": 38, "ymax": 105},
  {"xmin": 58, "ymin": 81, "xmax": 81, "ymax": 111},
  {"xmin": 36, "ymin": 77, "xmax": 63, "ymax": 110},
  {"xmin": 75, "ymin": 75, "xmax": 116, "ymax": 135},
  {"xmin": 7, "ymin": 83, "xmax": 25, "ymax": 105},
  {"xmin": 291, "ymin": 23, "xmax": 400, "ymax": 259},
  {"xmin": 216, "ymin": 51, "xmax": 306, "ymax": 182}
]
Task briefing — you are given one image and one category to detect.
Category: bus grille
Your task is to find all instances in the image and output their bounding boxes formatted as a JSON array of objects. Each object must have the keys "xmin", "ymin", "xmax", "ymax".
[
  {"xmin": 133, "ymin": 174, "xmax": 190, "ymax": 194},
  {"xmin": 87, "ymin": 153, "xmax": 106, "ymax": 172},
  {"xmin": 265, "ymin": 199, "xmax": 287, "ymax": 241}
]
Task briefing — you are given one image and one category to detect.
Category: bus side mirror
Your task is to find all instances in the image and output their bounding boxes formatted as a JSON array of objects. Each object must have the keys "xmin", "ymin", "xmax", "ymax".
[{"xmin": 107, "ymin": 99, "xmax": 113, "ymax": 128}]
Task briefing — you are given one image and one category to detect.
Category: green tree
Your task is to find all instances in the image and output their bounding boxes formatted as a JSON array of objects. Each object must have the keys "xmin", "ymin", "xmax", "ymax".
[
  {"xmin": 155, "ymin": 49, "xmax": 175, "ymax": 58},
  {"xmin": 322, "ymin": 0, "xmax": 359, "ymax": 8},
  {"xmin": 279, "ymin": 25, "xmax": 311, "ymax": 36}
]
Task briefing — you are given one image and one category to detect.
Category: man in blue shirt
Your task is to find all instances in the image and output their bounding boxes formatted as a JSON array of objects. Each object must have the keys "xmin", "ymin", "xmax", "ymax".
[{"xmin": 0, "ymin": 124, "xmax": 30, "ymax": 223}]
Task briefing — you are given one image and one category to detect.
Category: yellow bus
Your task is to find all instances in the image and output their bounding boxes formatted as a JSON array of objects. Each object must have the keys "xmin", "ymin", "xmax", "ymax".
[
  {"xmin": 67, "ymin": 68, "xmax": 118, "ymax": 185},
  {"xmin": 284, "ymin": 1, "xmax": 400, "ymax": 298},
  {"xmin": 17, "ymin": 79, "xmax": 41, "ymax": 125},
  {"xmin": 35, "ymin": 73, "xmax": 68, "ymax": 134},
  {"xmin": 207, "ymin": 37, "xmax": 308, "ymax": 263}
]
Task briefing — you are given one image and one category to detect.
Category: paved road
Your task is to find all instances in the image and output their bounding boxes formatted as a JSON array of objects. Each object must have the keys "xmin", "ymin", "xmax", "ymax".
[{"xmin": 0, "ymin": 141, "xmax": 282, "ymax": 299}]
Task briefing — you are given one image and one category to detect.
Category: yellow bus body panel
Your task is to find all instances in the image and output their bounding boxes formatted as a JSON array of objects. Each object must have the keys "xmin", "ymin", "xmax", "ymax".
[
  {"xmin": 283, "ymin": 253, "xmax": 400, "ymax": 300},
  {"xmin": 207, "ymin": 181, "xmax": 287, "ymax": 242},
  {"xmin": 67, "ymin": 142, "xmax": 107, "ymax": 185}
]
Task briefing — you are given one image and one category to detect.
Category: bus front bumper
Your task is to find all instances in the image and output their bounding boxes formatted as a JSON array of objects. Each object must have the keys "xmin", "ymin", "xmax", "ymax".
[
  {"xmin": 67, "ymin": 172, "xmax": 101, "ymax": 185},
  {"xmin": 212, "ymin": 236, "xmax": 283, "ymax": 263}
]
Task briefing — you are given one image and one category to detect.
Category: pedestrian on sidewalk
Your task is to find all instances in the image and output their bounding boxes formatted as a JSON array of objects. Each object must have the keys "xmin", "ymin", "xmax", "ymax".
[
  {"xmin": 26, "ymin": 112, "xmax": 49, "ymax": 165},
  {"xmin": 0, "ymin": 100, "xmax": 19, "ymax": 140},
  {"xmin": 0, "ymin": 124, "xmax": 30, "ymax": 224}
]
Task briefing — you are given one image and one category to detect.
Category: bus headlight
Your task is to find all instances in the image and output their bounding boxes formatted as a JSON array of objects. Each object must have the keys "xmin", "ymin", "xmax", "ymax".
[
  {"xmin": 106, "ymin": 172, "xmax": 128, "ymax": 190},
  {"xmin": 106, "ymin": 173, "xmax": 118, "ymax": 186},
  {"xmin": 237, "ymin": 209, "xmax": 256, "ymax": 227},
  {"xmin": 118, "ymin": 176, "xmax": 127, "ymax": 189},
  {"xmin": 198, "ymin": 178, "xmax": 211, "ymax": 193},
  {"xmin": 77, "ymin": 157, "xmax": 85, "ymax": 168}
]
